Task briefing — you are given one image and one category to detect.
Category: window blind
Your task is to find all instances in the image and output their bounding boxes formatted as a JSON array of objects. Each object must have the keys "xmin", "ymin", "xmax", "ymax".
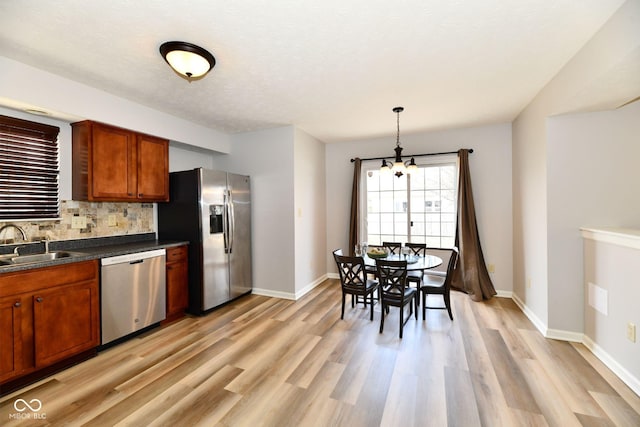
[{"xmin": 0, "ymin": 115, "xmax": 60, "ymax": 220}]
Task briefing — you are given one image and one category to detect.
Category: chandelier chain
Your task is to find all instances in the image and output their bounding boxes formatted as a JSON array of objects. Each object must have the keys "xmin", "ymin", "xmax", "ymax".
[{"xmin": 396, "ymin": 110, "xmax": 400, "ymax": 148}]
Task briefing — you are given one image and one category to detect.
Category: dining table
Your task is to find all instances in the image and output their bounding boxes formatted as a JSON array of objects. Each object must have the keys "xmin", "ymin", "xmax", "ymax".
[{"xmin": 363, "ymin": 253, "xmax": 443, "ymax": 271}]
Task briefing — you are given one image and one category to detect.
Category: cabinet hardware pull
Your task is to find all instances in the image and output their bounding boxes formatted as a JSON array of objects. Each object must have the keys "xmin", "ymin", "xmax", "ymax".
[
  {"xmin": 35, "ymin": 297, "xmax": 43, "ymax": 303},
  {"xmin": 14, "ymin": 302, "xmax": 21, "ymax": 307},
  {"xmin": 139, "ymin": 193, "xmax": 143, "ymax": 197}
]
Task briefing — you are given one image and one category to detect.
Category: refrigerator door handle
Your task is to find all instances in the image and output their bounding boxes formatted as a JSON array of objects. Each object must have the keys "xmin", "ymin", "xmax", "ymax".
[
  {"xmin": 228, "ymin": 191, "xmax": 235, "ymax": 254},
  {"xmin": 223, "ymin": 194, "xmax": 230, "ymax": 253}
]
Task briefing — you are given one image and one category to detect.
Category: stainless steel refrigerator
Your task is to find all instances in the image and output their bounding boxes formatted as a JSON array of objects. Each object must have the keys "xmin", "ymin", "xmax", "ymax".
[{"xmin": 158, "ymin": 168, "xmax": 252, "ymax": 314}]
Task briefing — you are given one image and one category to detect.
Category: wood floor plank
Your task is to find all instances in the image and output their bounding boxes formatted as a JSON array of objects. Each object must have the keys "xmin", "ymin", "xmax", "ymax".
[
  {"xmin": 480, "ymin": 328, "xmax": 542, "ymax": 414},
  {"xmin": 444, "ymin": 365, "xmax": 482, "ymax": 427},
  {"xmin": 454, "ymin": 296, "xmax": 518, "ymax": 426},
  {"xmin": 590, "ymin": 391, "xmax": 640, "ymax": 427},
  {"xmin": 516, "ymin": 357, "xmax": 583, "ymax": 427},
  {"xmin": 1, "ymin": 280, "xmax": 639, "ymax": 427},
  {"xmin": 571, "ymin": 343, "xmax": 640, "ymax": 415},
  {"xmin": 519, "ymin": 329, "xmax": 614, "ymax": 420}
]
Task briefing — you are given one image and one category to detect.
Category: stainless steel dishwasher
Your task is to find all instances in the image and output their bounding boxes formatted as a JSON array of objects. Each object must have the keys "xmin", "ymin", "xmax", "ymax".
[{"xmin": 100, "ymin": 249, "xmax": 166, "ymax": 345}]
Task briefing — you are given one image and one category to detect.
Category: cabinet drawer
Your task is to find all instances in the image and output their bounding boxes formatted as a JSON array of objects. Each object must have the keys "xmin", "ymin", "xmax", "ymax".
[
  {"xmin": 166, "ymin": 246, "xmax": 187, "ymax": 262},
  {"xmin": 0, "ymin": 260, "xmax": 99, "ymax": 298}
]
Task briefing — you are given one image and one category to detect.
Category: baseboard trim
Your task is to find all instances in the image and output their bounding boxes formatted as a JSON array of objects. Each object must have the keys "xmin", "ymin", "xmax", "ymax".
[
  {"xmin": 511, "ymin": 293, "xmax": 640, "ymax": 396},
  {"xmin": 294, "ymin": 274, "xmax": 329, "ymax": 300},
  {"xmin": 511, "ymin": 293, "xmax": 548, "ymax": 337},
  {"xmin": 546, "ymin": 328, "xmax": 584, "ymax": 343},
  {"xmin": 253, "ymin": 274, "xmax": 330, "ymax": 301},
  {"xmin": 583, "ymin": 335, "xmax": 640, "ymax": 396},
  {"xmin": 495, "ymin": 290, "xmax": 513, "ymax": 298},
  {"xmin": 251, "ymin": 288, "xmax": 296, "ymax": 300}
]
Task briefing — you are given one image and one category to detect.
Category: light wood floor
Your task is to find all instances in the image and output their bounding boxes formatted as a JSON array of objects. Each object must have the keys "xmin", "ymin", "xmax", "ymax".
[{"xmin": 1, "ymin": 279, "xmax": 639, "ymax": 426}]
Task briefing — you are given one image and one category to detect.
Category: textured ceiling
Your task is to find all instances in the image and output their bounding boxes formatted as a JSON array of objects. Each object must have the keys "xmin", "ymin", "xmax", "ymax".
[{"xmin": 0, "ymin": 0, "xmax": 630, "ymax": 143}]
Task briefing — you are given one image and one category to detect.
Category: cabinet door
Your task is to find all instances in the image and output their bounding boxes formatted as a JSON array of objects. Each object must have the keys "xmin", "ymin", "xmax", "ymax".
[
  {"xmin": 167, "ymin": 260, "xmax": 189, "ymax": 316},
  {"xmin": 33, "ymin": 281, "xmax": 99, "ymax": 367},
  {"xmin": 0, "ymin": 296, "xmax": 24, "ymax": 382},
  {"xmin": 137, "ymin": 134, "xmax": 169, "ymax": 201},
  {"xmin": 90, "ymin": 123, "xmax": 136, "ymax": 200}
]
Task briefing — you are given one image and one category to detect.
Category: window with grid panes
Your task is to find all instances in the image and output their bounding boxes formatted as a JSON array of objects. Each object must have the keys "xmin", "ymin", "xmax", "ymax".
[{"xmin": 363, "ymin": 159, "xmax": 457, "ymax": 248}]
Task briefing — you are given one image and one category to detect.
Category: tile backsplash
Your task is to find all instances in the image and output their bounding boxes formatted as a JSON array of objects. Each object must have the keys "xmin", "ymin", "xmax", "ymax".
[{"xmin": 0, "ymin": 200, "xmax": 154, "ymax": 243}]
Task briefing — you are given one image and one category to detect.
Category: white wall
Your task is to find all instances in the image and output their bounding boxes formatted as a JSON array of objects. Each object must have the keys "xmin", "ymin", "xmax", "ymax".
[
  {"xmin": 512, "ymin": 0, "xmax": 640, "ymax": 335},
  {"xmin": 168, "ymin": 142, "xmax": 215, "ymax": 172},
  {"xmin": 547, "ymin": 102, "xmax": 640, "ymax": 333},
  {"xmin": 294, "ymin": 128, "xmax": 327, "ymax": 296},
  {"xmin": 0, "ymin": 56, "xmax": 231, "ymax": 153},
  {"xmin": 582, "ymin": 230, "xmax": 640, "ymax": 395},
  {"xmin": 325, "ymin": 123, "xmax": 513, "ymax": 294},
  {"xmin": 212, "ymin": 126, "xmax": 296, "ymax": 298}
]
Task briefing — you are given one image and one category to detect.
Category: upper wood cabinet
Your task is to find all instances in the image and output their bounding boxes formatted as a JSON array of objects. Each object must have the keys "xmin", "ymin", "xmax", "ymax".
[{"xmin": 72, "ymin": 121, "xmax": 169, "ymax": 202}]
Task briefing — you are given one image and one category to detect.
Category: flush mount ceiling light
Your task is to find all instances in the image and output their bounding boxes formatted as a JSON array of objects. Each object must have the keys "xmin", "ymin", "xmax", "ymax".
[
  {"xmin": 380, "ymin": 107, "xmax": 417, "ymax": 177},
  {"xmin": 159, "ymin": 41, "xmax": 216, "ymax": 82}
]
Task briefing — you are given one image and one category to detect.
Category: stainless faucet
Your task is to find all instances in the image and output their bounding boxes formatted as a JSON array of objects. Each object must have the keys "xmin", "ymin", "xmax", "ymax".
[{"xmin": 0, "ymin": 223, "xmax": 28, "ymax": 242}]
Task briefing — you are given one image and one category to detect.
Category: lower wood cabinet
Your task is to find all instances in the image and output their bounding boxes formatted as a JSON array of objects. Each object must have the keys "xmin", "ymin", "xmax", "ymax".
[
  {"xmin": 165, "ymin": 245, "xmax": 189, "ymax": 323},
  {"xmin": 0, "ymin": 295, "xmax": 24, "ymax": 382},
  {"xmin": 0, "ymin": 260, "xmax": 100, "ymax": 384}
]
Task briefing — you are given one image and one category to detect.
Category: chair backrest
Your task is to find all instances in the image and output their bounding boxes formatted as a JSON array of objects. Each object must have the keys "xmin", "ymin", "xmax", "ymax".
[
  {"xmin": 376, "ymin": 259, "xmax": 408, "ymax": 296},
  {"xmin": 425, "ymin": 247, "xmax": 452, "ymax": 276},
  {"xmin": 333, "ymin": 250, "xmax": 368, "ymax": 292},
  {"xmin": 382, "ymin": 241, "xmax": 402, "ymax": 255},
  {"xmin": 442, "ymin": 247, "xmax": 459, "ymax": 289},
  {"xmin": 405, "ymin": 242, "xmax": 426, "ymax": 256}
]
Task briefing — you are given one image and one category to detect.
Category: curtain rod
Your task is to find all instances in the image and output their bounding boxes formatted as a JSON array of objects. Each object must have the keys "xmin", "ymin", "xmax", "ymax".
[{"xmin": 350, "ymin": 148, "xmax": 473, "ymax": 163}]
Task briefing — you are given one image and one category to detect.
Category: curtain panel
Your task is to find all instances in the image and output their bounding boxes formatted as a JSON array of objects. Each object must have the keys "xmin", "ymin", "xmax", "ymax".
[
  {"xmin": 348, "ymin": 158, "xmax": 362, "ymax": 256},
  {"xmin": 451, "ymin": 149, "xmax": 497, "ymax": 301}
]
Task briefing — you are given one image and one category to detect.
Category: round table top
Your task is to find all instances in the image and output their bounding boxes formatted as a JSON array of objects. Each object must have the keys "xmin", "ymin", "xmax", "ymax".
[{"xmin": 363, "ymin": 253, "xmax": 442, "ymax": 271}]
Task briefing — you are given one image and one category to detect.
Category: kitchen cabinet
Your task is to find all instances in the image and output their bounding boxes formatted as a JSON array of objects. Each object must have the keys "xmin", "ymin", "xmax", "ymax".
[
  {"xmin": 0, "ymin": 295, "xmax": 24, "ymax": 383},
  {"xmin": 72, "ymin": 120, "xmax": 169, "ymax": 202},
  {"xmin": 164, "ymin": 245, "xmax": 189, "ymax": 323},
  {"xmin": 0, "ymin": 260, "xmax": 100, "ymax": 385}
]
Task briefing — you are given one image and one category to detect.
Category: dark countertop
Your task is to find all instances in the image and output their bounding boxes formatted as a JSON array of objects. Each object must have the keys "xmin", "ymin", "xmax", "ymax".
[{"xmin": 0, "ymin": 233, "xmax": 189, "ymax": 274}]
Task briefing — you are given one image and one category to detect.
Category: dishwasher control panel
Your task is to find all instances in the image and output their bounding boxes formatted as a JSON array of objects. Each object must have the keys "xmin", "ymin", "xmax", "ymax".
[{"xmin": 100, "ymin": 249, "xmax": 166, "ymax": 266}]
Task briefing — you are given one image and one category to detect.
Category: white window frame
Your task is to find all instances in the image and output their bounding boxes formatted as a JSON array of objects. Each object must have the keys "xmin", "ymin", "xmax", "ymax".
[{"xmin": 359, "ymin": 154, "xmax": 458, "ymax": 247}]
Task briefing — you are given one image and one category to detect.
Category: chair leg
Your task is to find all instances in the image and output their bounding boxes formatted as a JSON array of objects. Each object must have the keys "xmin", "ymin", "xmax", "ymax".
[
  {"xmin": 341, "ymin": 293, "xmax": 346, "ymax": 319},
  {"xmin": 422, "ymin": 291, "xmax": 426, "ymax": 320},
  {"xmin": 370, "ymin": 292, "xmax": 375, "ymax": 321},
  {"xmin": 379, "ymin": 303, "xmax": 385, "ymax": 333},
  {"xmin": 414, "ymin": 295, "xmax": 418, "ymax": 319},
  {"xmin": 399, "ymin": 305, "xmax": 404, "ymax": 339},
  {"xmin": 351, "ymin": 294, "xmax": 355, "ymax": 308},
  {"xmin": 444, "ymin": 292, "xmax": 453, "ymax": 320}
]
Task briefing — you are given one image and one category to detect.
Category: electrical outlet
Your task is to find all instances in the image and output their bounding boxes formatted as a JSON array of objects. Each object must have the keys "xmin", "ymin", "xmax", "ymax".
[
  {"xmin": 487, "ymin": 264, "xmax": 495, "ymax": 273},
  {"xmin": 108, "ymin": 214, "xmax": 117, "ymax": 227},
  {"xmin": 627, "ymin": 323, "xmax": 636, "ymax": 343},
  {"xmin": 71, "ymin": 215, "xmax": 87, "ymax": 229}
]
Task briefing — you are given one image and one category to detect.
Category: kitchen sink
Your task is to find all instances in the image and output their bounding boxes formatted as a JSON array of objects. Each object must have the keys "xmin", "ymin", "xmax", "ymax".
[{"xmin": 0, "ymin": 251, "xmax": 87, "ymax": 266}]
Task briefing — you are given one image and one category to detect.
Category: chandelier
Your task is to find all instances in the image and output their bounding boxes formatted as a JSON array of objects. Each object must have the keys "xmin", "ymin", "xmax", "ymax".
[{"xmin": 380, "ymin": 107, "xmax": 417, "ymax": 177}]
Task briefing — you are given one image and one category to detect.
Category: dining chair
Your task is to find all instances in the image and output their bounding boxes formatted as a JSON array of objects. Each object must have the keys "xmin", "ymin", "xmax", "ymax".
[
  {"xmin": 404, "ymin": 243, "xmax": 426, "ymax": 299},
  {"xmin": 363, "ymin": 245, "xmax": 383, "ymax": 278},
  {"xmin": 382, "ymin": 241, "xmax": 402, "ymax": 255},
  {"xmin": 420, "ymin": 247, "xmax": 458, "ymax": 320},
  {"xmin": 333, "ymin": 249, "xmax": 379, "ymax": 321},
  {"xmin": 376, "ymin": 259, "xmax": 417, "ymax": 338}
]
